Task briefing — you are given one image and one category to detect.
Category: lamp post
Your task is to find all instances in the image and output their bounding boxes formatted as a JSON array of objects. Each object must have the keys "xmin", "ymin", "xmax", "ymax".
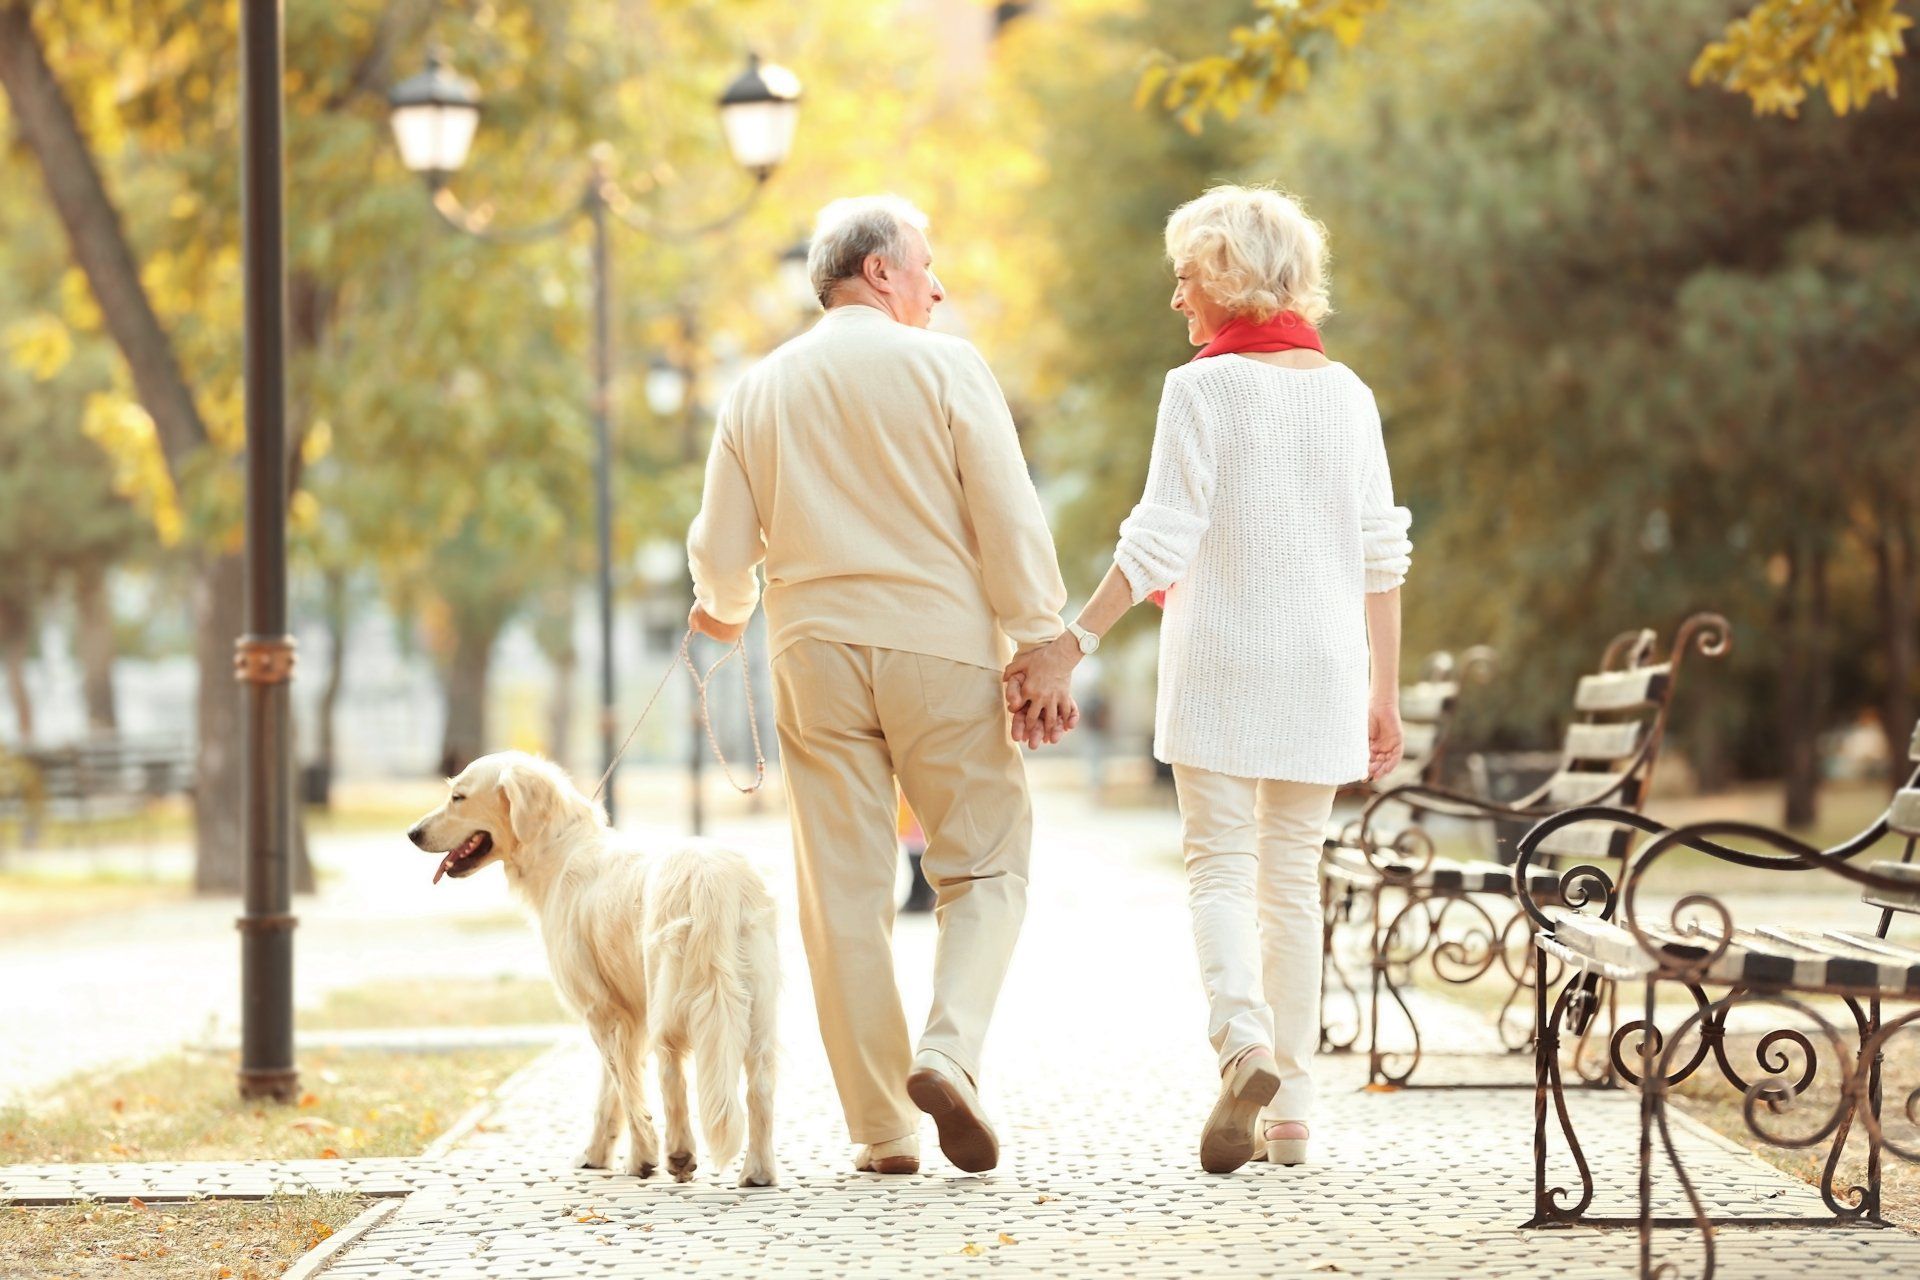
[
  {"xmin": 235, "ymin": 0, "xmax": 298, "ymax": 1104},
  {"xmin": 389, "ymin": 49, "xmax": 800, "ymax": 825}
]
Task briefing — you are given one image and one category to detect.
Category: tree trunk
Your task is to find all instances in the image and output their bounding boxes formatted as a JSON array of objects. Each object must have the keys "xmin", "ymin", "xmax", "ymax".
[
  {"xmin": 1876, "ymin": 513, "xmax": 1917, "ymax": 783},
  {"xmin": 546, "ymin": 634, "xmax": 576, "ymax": 774},
  {"xmin": 314, "ymin": 567, "xmax": 349, "ymax": 806},
  {"xmin": 0, "ymin": 2, "xmax": 208, "ymax": 473},
  {"xmin": 74, "ymin": 561, "xmax": 118, "ymax": 733},
  {"xmin": 1779, "ymin": 540, "xmax": 1827, "ymax": 831},
  {"xmin": 438, "ymin": 620, "xmax": 500, "ymax": 777},
  {"xmin": 1, "ymin": 617, "xmax": 32, "ymax": 746},
  {"xmin": 193, "ymin": 553, "xmax": 314, "ymax": 894}
]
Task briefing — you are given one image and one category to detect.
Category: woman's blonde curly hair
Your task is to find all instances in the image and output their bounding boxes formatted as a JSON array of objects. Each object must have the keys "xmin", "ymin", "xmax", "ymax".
[{"xmin": 1165, "ymin": 185, "xmax": 1331, "ymax": 325}]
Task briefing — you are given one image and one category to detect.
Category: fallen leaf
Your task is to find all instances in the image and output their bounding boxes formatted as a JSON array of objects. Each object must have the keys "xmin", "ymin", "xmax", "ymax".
[
  {"xmin": 319, "ymin": 1148, "xmax": 341, "ymax": 1159},
  {"xmin": 957, "ymin": 1242, "xmax": 985, "ymax": 1256},
  {"xmin": 288, "ymin": 1117, "xmax": 337, "ymax": 1135},
  {"xmin": 577, "ymin": 1213, "xmax": 611, "ymax": 1224},
  {"xmin": 128, "ymin": 1197, "xmax": 149, "ymax": 1212},
  {"xmin": 110, "ymin": 1098, "xmax": 125, "ymax": 1113},
  {"xmin": 1034, "ymin": 1194, "xmax": 1056, "ymax": 1204},
  {"xmin": 218, "ymin": 1269, "xmax": 233, "ymax": 1278},
  {"xmin": 998, "ymin": 1233, "xmax": 1018, "ymax": 1245},
  {"xmin": 1362, "ymin": 1083, "xmax": 1399, "ymax": 1094},
  {"xmin": 298, "ymin": 1092, "xmax": 319, "ymax": 1109}
]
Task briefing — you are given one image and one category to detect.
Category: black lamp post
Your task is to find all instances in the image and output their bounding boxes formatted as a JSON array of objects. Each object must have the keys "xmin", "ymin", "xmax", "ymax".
[
  {"xmin": 235, "ymin": 0, "xmax": 298, "ymax": 1103},
  {"xmin": 389, "ymin": 50, "xmax": 800, "ymax": 825}
]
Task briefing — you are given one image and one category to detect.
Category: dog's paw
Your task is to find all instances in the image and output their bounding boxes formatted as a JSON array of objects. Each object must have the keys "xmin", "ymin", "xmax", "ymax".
[
  {"xmin": 667, "ymin": 1151, "xmax": 697, "ymax": 1183},
  {"xmin": 574, "ymin": 1146, "xmax": 613, "ymax": 1171},
  {"xmin": 622, "ymin": 1155, "xmax": 657, "ymax": 1178},
  {"xmin": 738, "ymin": 1163, "xmax": 777, "ymax": 1189}
]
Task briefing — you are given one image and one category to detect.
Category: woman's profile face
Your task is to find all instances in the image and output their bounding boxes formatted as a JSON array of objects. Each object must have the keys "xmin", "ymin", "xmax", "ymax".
[{"xmin": 1170, "ymin": 266, "xmax": 1232, "ymax": 347}]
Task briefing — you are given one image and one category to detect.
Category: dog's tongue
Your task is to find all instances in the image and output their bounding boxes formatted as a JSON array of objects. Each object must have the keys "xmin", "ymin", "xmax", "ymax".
[{"xmin": 432, "ymin": 849, "xmax": 460, "ymax": 885}]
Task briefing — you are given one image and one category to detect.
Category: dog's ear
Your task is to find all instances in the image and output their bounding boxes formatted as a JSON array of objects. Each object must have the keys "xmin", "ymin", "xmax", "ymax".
[{"xmin": 498, "ymin": 762, "xmax": 561, "ymax": 846}]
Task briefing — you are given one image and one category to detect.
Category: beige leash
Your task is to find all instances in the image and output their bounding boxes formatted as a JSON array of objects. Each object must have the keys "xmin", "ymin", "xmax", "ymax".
[{"xmin": 589, "ymin": 628, "xmax": 767, "ymax": 809}]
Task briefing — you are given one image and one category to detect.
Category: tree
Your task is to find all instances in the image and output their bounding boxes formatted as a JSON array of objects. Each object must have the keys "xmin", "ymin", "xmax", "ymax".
[{"xmin": 1143, "ymin": 0, "xmax": 1912, "ymax": 129}]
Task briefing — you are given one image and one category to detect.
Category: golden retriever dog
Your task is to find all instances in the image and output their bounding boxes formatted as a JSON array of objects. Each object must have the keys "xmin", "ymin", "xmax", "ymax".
[{"xmin": 406, "ymin": 751, "xmax": 778, "ymax": 1187}]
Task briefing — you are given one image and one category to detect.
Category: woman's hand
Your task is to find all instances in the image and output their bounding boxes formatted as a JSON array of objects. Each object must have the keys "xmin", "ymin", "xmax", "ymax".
[
  {"xmin": 689, "ymin": 603, "xmax": 746, "ymax": 645},
  {"xmin": 1003, "ymin": 635, "xmax": 1082, "ymax": 749},
  {"xmin": 1367, "ymin": 697, "xmax": 1404, "ymax": 782}
]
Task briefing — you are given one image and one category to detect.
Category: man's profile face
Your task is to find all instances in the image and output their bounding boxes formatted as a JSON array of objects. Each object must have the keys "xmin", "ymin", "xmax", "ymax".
[{"xmin": 887, "ymin": 226, "xmax": 945, "ymax": 328}]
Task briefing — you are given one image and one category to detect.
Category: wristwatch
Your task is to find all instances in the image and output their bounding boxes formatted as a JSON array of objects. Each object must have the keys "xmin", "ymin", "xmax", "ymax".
[{"xmin": 1065, "ymin": 622, "xmax": 1100, "ymax": 656}]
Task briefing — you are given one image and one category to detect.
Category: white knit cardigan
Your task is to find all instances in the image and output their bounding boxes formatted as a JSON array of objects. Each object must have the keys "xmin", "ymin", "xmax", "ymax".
[{"xmin": 1113, "ymin": 357, "xmax": 1413, "ymax": 785}]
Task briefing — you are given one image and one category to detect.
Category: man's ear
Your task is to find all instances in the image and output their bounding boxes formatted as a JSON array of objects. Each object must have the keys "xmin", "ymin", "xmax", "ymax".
[
  {"xmin": 863, "ymin": 251, "xmax": 892, "ymax": 292},
  {"xmin": 498, "ymin": 763, "xmax": 559, "ymax": 846}
]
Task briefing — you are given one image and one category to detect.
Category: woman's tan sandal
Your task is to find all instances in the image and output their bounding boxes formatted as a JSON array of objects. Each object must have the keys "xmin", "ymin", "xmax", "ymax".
[
  {"xmin": 1263, "ymin": 1122, "xmax": 1309, "ymax": 1167},
  {"xmin": 1199, "ymin": 1049, "xmax": 1282, "ymax": 1174}
]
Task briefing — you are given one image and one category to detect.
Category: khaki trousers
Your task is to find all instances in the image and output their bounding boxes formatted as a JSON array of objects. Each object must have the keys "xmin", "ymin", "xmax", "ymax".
[
  {"xmin": 772, "ymin": 639, "xmax": 1031, "ymax": 1144},
  {"xmin": 1172, "ymin": 764, "xmax": 1336, "ymax": 1124}
]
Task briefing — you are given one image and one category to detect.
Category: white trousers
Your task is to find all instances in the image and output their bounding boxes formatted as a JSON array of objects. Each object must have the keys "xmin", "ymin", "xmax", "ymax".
[{"xmin": 1172, "ymin": 764, "xmax": 1336, "ymax": 1125}]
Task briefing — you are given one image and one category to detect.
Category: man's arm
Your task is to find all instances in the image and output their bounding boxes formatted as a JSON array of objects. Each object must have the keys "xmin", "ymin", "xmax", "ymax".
[
  {"xmin": 946, "ymin": 344, "xmax": 1068, "ymax": 653},
  {"xmin": 687, "ymin": 406, "xmax": 764, "ymax": 631}
]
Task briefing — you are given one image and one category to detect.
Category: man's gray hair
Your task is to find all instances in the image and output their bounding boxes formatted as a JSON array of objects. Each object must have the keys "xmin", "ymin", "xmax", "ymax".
[{"xmin": 807, "ymin": 195, "xmax": 929, "ymax": 308}]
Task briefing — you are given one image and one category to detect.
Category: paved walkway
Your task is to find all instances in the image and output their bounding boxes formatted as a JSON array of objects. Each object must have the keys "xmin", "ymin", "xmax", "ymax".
[{"xmin": 7, "ymin": 788, "xmax": 1919, "ymax": 1277}]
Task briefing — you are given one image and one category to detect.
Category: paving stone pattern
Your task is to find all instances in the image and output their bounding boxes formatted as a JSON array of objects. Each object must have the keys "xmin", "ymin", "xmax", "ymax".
[{"xmin": 8, "ymin": 791, "xmax": 1919, "ymax": 1277}]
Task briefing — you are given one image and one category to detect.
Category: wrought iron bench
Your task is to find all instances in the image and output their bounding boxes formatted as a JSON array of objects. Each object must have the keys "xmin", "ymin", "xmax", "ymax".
[
  {"xmin": 1516, "ymin": 719, "xmax": 1920, "ymax": 1279},
  {"xmin": 1320, "ymin": 647, "xmax": 1495, "ymax": 1053},
  {"xmin": 0, "ymin": 736, "xmax": 194, "ymax": 850},
  {"xmin": 1325, "ymin": 612, "xmax": 1730, "ymax": 1087}
]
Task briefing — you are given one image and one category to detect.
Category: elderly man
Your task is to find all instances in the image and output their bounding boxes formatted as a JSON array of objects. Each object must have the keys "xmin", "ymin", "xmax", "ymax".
[{"xmin": 686, "ymin": 195, "xmax": 1073, "ymax": 1175}]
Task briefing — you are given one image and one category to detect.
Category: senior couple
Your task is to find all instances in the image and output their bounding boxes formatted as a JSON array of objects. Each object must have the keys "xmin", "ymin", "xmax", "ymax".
[{"xmin": 687, "ymin": 186, "xmax": 1412, "ymax": 1177}]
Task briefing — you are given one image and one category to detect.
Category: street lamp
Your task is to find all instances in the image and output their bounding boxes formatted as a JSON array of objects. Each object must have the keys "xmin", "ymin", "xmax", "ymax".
[{"xmin": 390, "ymin": 50, "xmax": 800, "ymax": 826}]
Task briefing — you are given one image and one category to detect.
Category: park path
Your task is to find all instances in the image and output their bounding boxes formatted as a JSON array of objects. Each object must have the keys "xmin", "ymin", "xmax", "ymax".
[{"xmin": 253, "ymin": 793, "xmax": 1920, "ymax": 1277}]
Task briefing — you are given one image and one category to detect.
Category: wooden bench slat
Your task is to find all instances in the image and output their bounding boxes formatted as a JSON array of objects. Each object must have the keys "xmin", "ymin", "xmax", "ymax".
[
  {"xmin": 1544, "ymin": 770, "xmax": 1633, "ymax": 806},
  {"xmin": 1752, "ymin": 925, "xmax": 1920, "ymax": 992},
  {"xmin": 1532, "ymin": 822, "xmax": 1630, "ymax": 861},
  {"xmin": 1888, "ymin": 792, "xmax": 1920, "ymax": 841},
  {"xmin": 1574, "ymin": 665, "xmax": 1671, "ymax": 712},
  {"xmin": 1399, "ymin": 681, "xmax": 1457, "ymax": 724},
  {"xmin": 1400, "ymin": 722, "xmax": 1439, "ymax": 762},
  {"xmin": 1911, "ymin": 720, "xmax": 1920, "ymax": 762},
  {"xmin": 1562, "ymin": 721, "xmax": 1644, "ymax": 763}
]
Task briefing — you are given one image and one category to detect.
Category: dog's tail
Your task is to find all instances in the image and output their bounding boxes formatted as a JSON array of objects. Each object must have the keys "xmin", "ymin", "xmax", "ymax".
[{"xmin": 645, "ymin": 849, "xmax": 766, "ymax": 1167}]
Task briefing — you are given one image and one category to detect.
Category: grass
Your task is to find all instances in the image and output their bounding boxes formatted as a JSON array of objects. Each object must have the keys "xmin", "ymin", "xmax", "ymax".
[
  {"xmin": 0, "ymin": 1044, "xmax": 540, "ymax": 1166},
  {"xmin": 0, "ymin": 871, "xmax": 187, "ymax": 936},
  {"xmin": 0, "ymin": 1191, "xmax": 368, "ymax": 1280},
  {"xmin": 299, "ymin": 976, "xmax": 566, "ymax": 1031}
]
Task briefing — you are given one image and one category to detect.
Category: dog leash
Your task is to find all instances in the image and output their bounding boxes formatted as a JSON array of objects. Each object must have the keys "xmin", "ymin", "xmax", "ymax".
[{"xmin": 589, "ymin": 627, "xmax": 767, "ymax": 808}]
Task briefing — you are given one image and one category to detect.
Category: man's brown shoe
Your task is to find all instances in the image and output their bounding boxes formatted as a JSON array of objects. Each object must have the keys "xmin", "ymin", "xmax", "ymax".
[
  {"xmin": 906, "ymin": 1049, "xmax": 999, "ymax": 1173},
  {"xmin": 853, "ymin": 1135, "xmax": 920, "ymax": 1175}
]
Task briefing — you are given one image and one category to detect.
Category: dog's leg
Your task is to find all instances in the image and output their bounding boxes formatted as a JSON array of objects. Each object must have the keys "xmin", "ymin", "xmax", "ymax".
[
  {"xmin": 617, "ymin": 1018, "xmax": 660, "ymax": 1178},
  {"xmin": 738, "ymin": 1037, "xmax": 777, "ymax": 1188},
  {"xmin": 658, "ymin": 1039, "xmax": 698, "ymax": 1183},
  {"xmin": 739, "ymin": 954, "xmax": 778, "ymax": 1188},
  {"xmin": 575, "ymin": 1049, "xmax": 623, "ymax": 1171}
]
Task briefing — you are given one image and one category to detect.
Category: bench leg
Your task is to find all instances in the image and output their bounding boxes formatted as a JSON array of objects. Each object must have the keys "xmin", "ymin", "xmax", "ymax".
[
  {"xmin": 1526, "ymin": 955, "xmax": 1597, "ymax": 1227},
  {"xmin": 1319, "ymin": 875, "xmax": 1366, "ymax": 1054},
  {"xmin": 1369, "ymin": 885, "xmax": 1426, "ymax": 1087}
]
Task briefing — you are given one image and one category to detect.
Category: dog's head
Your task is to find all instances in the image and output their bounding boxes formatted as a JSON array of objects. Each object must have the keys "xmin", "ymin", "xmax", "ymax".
[{"xmin": 405, "ymin": 751, "xmax": 596, "ymax": 884}]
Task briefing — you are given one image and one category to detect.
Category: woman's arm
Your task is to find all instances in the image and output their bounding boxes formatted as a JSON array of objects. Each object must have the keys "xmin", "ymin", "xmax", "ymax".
[
  {"xmin": 1365, "ymin": 589, "xmax": 1403, "ymax": 782},
  {"xmin": 1004, "ymin": 562, "xmax": 1137, "ymax": 747}
]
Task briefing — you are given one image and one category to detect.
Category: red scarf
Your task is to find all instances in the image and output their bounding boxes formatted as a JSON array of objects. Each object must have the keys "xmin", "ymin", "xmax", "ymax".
[{"xmin": 1147, "ymin": 312, "xmax": 1324, "ymax": 607}]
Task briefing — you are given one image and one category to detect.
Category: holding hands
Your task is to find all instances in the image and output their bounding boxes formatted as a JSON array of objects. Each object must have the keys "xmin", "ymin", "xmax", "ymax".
[{"xmin": 1002, "ymin": 632, "xmax": 1084, "ymax": 751}]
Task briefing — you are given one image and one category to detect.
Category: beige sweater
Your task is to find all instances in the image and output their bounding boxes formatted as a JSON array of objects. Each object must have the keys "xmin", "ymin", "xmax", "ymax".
[{"xmin": 687, "ymin": 304, "xmax": 1066, "ymax": 671}]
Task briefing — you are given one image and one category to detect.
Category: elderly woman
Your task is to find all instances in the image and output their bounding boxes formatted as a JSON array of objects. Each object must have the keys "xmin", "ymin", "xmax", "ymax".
[{"xmin": 1006, "ymin": 185, "xmax": 1412, "ymax": 1174}]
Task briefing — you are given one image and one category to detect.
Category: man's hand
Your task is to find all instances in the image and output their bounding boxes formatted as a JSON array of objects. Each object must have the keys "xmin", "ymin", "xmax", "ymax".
[
  {"xmin": 689, "ymin": 603, "xmax": 747, "ymax": 645},
  {"xmin": 1002, "ymin": 634, "xmax": 1082, "ymax": 749},
  {"xmin": 1367, "ymin": 697, "xmax": 1404, "ymax": 782}
]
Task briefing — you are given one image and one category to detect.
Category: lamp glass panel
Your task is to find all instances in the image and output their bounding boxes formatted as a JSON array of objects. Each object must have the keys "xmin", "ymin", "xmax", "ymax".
[
  {"xmin": 391, "ymin": 103, "xmax": 479, "ymax": 173},
  {"xmin": 646, "ymin": 365, "xmax": 687, "ymax": 416},
  {"xmin": 719, "ymin": 100, "xmax": 799, "ymax": 173}
]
